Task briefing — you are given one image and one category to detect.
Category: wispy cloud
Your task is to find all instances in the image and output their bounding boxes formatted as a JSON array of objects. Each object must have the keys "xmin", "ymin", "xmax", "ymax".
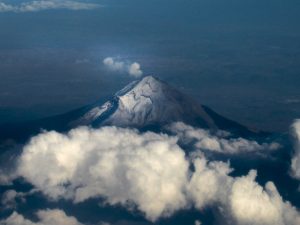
[{"xmin": 0, "ymin": 0, "xmax": 101, "ymax": 13}]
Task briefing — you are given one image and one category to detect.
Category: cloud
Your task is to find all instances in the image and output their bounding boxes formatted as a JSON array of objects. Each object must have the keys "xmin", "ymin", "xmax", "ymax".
[
  {"xmin": 0, "ymin": 2, "xmax": 14, "ymax": 12},
  {"xmin": 0, "ymin": 170, "xmax": 16, "ymax": 186},
  {"xmin": 1, "ymin": 190, "xmax": 19, "ymax": 210},
  {"xmin": 168, "ymin": 122, "xmax": 280, "ymax": 154},
  {"xmin": 17, "ymin": 126, "xmax": 189, "ymax": 221},
  {"xmin": 188, "ymin": 156, "xmax": 300, "ymax": 225},
  {"xmin": 1, "ymin": 189, "xmax": 38, "ymax": 210},
  {"xmin": 284, "ymin": 99, "xmax": 300, "ymax": 104},
  {"xmin": 103, "ymin": 57, "xmax": 143, "ymax": 78},
  {"xmin": 194, "ymin": 220, "xmax": 202, "ymax": 225},
  {"xmin": 0, "ymin": 1, "xmax": 100, "ymax": 13},
  {"xmin": 128, "ymin": 62, "xmax": 143, "ymax": 78},
  {"xmin": 229, "ymin": 171, "xmax": 285, "ymax": 225},
  {"xmin": 290, "ymin": 119, "xmax": 300, "ymax": 180},
  {"xmin": 187, "ymin": 155, "xmax": 233, "ymax": 209},
  {"xmin": 229, "ymin": 171, "xmax": 300, "ymax": 225},
  {"xmin": 8, "ymin": 125, "xmax": 300, "ymax": 224},
  {"xmin": 0, "ymin": 209, "xmax": 83, "ymax": 225},
  {"xmin": 1, "ymin": 190, "xmax": 25, "ymax": 210}
]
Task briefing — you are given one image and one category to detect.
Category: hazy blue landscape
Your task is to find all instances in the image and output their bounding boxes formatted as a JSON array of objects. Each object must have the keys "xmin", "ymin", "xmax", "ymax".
[
  {"xmin": 0, "ymin": 1, "xmax": 300, "ymax": 225},
  {"xmin": 0, "ymin": 0, "xmax": 300, "ymax": 131}
]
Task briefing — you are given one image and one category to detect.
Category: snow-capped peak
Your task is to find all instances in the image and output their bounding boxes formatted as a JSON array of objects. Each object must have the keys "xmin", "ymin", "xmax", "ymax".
[
  {"xmin": 114, "ymin": 76, "xmax": 168, "ymax": 111},
  {"xmin": 105, "ymin": 76, "xmax": 172, "ymax": 126},
  {"xmin": 97, "ymin": 75, "xmax": 216, "ymax": 128},
  {"xmin": 71, "ymin": 75, "xmax": 219, "ymax": 128},
  {"xmin": 116, "ymin": 76, "xmax": 164, "ymax": 97},
  {"xmin": 67, "ymin": 75, "xmax": 260, "ymax": 135}
]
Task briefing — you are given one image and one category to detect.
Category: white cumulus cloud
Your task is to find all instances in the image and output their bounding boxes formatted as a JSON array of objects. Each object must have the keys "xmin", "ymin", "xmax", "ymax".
[
  {"xmin": 187, "ymin": 156, "xmax": 233, "ymax": 209},
  {"xmin": 17, "ymin": 126, "xmax": 189, "ymax": 222},
  {"xmin": 188, "ymin": 156, "xmax": 300, "ymax": 225},
  {"xmin": 0, "ymin": 209, "xmax": 83, "ymax": 225},
  {"xmin": 0, "ymin": 0, "xmax": 100, "ymax": 13},
  {"xmin": 103, "ymin": 57, "xmax": 143, "ymax": 78},
  {"xmin": 229, "ymin": 171, "xmax": 300, "ymax": 225}
]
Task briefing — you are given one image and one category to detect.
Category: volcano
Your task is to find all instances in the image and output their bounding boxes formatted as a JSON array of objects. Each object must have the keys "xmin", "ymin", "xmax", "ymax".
[{"xmin": 0, "ymin": 76, "xmax": 258, "ymax": 141}]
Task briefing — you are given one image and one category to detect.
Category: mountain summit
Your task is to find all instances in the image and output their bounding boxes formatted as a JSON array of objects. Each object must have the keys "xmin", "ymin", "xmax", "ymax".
[
  {"xmin": 69, "ymin": 76, "xmax": 253, "ymax": 136},
  {"xmin": 71, "ymin": 76, "xmax": 217, "ymax": 128}
]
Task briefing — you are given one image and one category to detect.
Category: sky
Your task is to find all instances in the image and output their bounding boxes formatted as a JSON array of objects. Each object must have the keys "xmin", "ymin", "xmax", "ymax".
[{"xmin": 0, "ymin": 0, "xmax": 300, "ymax": 131}]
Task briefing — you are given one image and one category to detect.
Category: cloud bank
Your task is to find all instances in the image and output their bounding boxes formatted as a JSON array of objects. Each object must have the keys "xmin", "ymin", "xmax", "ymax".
[
  {"xmin": 291, "ymin": 119, "xmax": 300, "ymax": 180},
  {"xmin": 18, "ymin": 126, "xmax": 188, "ymax": 221},
  {"xmin": 168, "ymin": 122, "xmax": 280, "ymax": 154},
  {"xmin": 0, "ymin": 1, "xmax": 100, "ymax": 13},
  {"xmin": 103, "ymin": 57, "xmax": 143, "ymax": 78},
  {"xmin": 0, "ymin": 209, "xmax": 83, "ymax": 225},
  {"xmin": 12, "ymin": 125, "xmax": 300, "ymax": 224}
]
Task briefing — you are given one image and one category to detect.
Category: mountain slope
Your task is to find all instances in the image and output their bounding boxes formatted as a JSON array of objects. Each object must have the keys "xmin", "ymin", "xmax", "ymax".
[
  {"xmin": 71, "ymin": 76, "xmax": 217, "ymax": 129},
  {"xmin": 0, "ymin": 76, "xmax": 259, "ymax": 142},
  {"xmin": 69, "ymin": 76, "xmax": 257, "ymax": 137}
]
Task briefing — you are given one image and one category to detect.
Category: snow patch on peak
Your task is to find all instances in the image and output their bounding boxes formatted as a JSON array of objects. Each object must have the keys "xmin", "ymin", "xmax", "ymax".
[
  {"xmin": 117, "ymin": 76, "xmax": 163, "ymax": 95},
  {"xmin": 103, "ymin": 76, "xmax": 213, "ymax": 127},
  {"xmin": 115, "ymin": 76, "xmax": 162, "ymax": 97},
  {"xmin": 139, "ymin": 75, "xmax": 162, "ymax": 85},
  {"xmin": 72, "ymin": 101, "xmax": 113, "ymax": 126}
]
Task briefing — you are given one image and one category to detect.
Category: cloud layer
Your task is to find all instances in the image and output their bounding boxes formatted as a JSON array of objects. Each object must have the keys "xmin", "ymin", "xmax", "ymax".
[
  {"xmin": 168, "ymin": 122, "xmax": 280, "ymax": 154},
  {"xmin": 0, "ymin": 0, "xmax": 100, "ymax": 13},
  {"xmin": 11, "ymin": 125, "xmax": 300, "ymax": 224},
  {"xmin": 103, "ymin": 57, "xmax": 143, "ymax": 78},
  {"xmin": 291, "ymin": 119, "xmax": 300, "ymax": 180}
]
